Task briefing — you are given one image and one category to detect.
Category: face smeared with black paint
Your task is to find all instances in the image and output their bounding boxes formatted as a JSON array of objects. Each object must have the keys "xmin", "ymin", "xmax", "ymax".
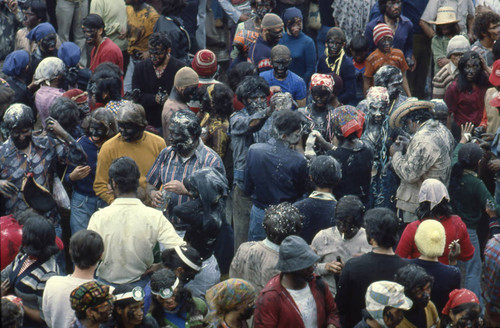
[
  {"xmin": 377, "ymin": 36, "xmax": 393, "ymax": 54},
  {"xmin": 181, "ymin": 85, "xmax": 198, "ymax": 103},
  {"xmin": 11, "ymin": 127, "xmax": 33, "ymax": 150},
  {"xmin": 464, "ymin": 58, "xmax": 482, "ymax": 82},
  {"xmin": 265, "ymin": 27, "xmax": 283, "ymax": 47},
  {"xmin": 409, "ymin": 282, "xmax": 431, "ymax": 308},
  {"xmin": 311, "ymin": 86, "xmax": 332, "ymax": 109},
  {"xmin": 39, "ymin": 33, "xmax": 57, "ymax": 56},
  {"xmin": 149, "ymin": 45, "xmax": 168, "ymax": 67},
  {"xmin": 118, "ymin": 122, "xmax": 143, "ymax": 142},
  {"xmin": 368, "ymin": 100, "xmax": 389, "ymax": 124},
  {"xmin": 245, "ymin": 91, "xmax": 267, "ymax": 114},
  {"xmin": 255, "ymin": 0, "xmax": 272, "ymax": 19},
  {"xmin": 287, "ymin": 18, "xmax": 302, "ymax": 37},
  {"xmin": 169, "ymin": 121, "xmax": 197, "ymax": 155},
  {"xmin": 326, "ymin": 37, "xmax": 345, "ymax": 57},
  {"xmin": 156, "ymin": 289, "xmax": 178, "ymax": 311},
  {"xmin": 271, "ymin": 54, "xmax": 291, "ymax": 79},
  {"xmin": 337, "ymin": 216, "xmax": 360, "ymax": 239},
  {"xmin": 23, "ymin": 8, "xmax": 40, "ymax": 29},
  {"xmin": 82, "ymin": 26, "xmax": 100, "ymax": 46},
  {"xmin": 119, "ymin": 301, "xmax": 144, "ymax": 326},
  {"xmin": 89, "ymin": 122, "xmax": 107, "ymax": 144}
]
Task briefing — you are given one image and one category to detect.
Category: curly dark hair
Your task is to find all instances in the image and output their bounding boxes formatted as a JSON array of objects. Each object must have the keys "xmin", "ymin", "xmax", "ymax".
[
  {"xmin": 364, "ymin": 208, "xmax": 399, "ymax": 248},
  {"xmin": 49, "ymin": 97, "xmax": 81, "ymax": 135},
  {"xmin": 90, "ymin": 69, "xmax": 122, "ymax": 103},
  {"xmin": 22, "ymin": 215, "xmax": 59, "ymax": 261},
  {"xmin": 109, "ymin": 157, "xmax": 140, "ymax": 194},
  {"xmin": 394, "ymin": 264, "xmax": 434, "ymax": 297},
  {"xmin": 473, "ymin": 11, "xmax": 500, "ymax": 40},
  {"xmin": 149, "ymin": 32, "xmax": 172, "ymax": 50},
  {"xmin": 201, "ymin": 83, "xmax": 234, "ymax": 119},
  {"xmin": 263, "ymin": 202, "xmax": 303, "ymax": 245},
  {"xmin": 227, "ymin": 62, "xmax": 257, "ymax": 92},
  {"xmin": 235, "ymin": 75, "xmax": 270, "ymax": 103},
  {"xmin": 457, "ymin": 51, "xmax": 490, "ymax": 92}
]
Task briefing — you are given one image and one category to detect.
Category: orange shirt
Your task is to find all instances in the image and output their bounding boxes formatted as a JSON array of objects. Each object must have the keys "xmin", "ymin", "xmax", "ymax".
[{"xmin": 364, "ymin": 48, "xmax": 409, "ymax": 78}]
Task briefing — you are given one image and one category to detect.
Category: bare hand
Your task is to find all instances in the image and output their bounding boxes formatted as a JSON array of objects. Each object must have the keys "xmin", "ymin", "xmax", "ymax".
[
  {"xmin": 7, "ymin": 0, "xmax": 18, "ymax": 14},
  {"xmin": 69, "ymin": 166, "xmax": 91, "ymax": 181},
  {"xmin": 437, "ymin": 58, "xmax": 449, "ymax": 68},
  {"xmin": 448, "ymin": 240, "xmax": 461, "ymax": 265},
  {"xmin": 325, "ymin": 261, "xmax": 343, "ymax": 274},
  {"xmin": 45, "ymin": 117, "xmax": 69, "ymax": 139},
  {"xmin": 460, "ymin": 122, "xmax": 474, "ymax": 144},
  {"xmin": 0, "ymin": 180, "xmax": 18, "ymax": 198},
  {"xmin": 150, "ymin": 190, "xmax": 163, "ymax": 207},
  {"xmin": 408, "ymin": 55, "xmax": 417, "ymax": 72},
  {"xmin": 140, "ymin": 51, "xmax": 150, "ymax": 60},
  {"xmin": 488, "ymin": 159, "xmax": 500, "ymax": 172},
  {"xmin": 1, "ymin": 280, "xmax": 11, "ymax": 297},
  {"xmin": 163, "ymin": 180, "xmax": 189, "ymax": 195},
  {"xmin": 239, "ymin": 13, "xmax": 250, "ymax": 22},
  {"xmin": 270, "ymin": 86, "xmax": 282, "ymax": 94}
]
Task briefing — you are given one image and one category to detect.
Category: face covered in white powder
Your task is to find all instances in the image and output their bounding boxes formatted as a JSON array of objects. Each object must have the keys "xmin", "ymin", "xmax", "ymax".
[{"xmin": 168, "ymin": 111, "xmax": 199, "ymax": 156}]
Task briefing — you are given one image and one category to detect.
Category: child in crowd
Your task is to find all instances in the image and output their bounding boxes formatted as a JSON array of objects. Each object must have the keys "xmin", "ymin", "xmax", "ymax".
[{"xmin": 349, "ymin": 34, "xmax": 370, "ymax": 105}]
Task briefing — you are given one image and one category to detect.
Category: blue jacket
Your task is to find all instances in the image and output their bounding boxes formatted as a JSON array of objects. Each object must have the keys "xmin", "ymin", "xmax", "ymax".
[{"xmin": 364, "ymin": 14, "xmax": 414, "ymax": 59}]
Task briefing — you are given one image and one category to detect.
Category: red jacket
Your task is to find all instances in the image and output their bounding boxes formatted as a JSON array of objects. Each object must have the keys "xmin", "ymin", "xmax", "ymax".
[
  {"xmin": 253, "ymin": 273, "xmax": 340, "ymax": 328},
  {"xmin": 396, "ymin": 215, "xmax": 475, "ymax": 264}
]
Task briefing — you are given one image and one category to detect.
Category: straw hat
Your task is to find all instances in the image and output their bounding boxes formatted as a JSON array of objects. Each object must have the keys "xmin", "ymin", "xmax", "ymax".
[
  {"xmin": 428, "ymin": 7, "xmax": 459, "ymax": 25},
  {"xmin": 389, "ymin": 97, "xmax": 435, "ymax": 129}
]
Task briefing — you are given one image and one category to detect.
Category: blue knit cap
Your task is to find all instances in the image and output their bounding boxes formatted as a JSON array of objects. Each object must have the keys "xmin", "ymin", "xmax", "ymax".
[
  {"xmin": 26, "ymin": 22, "xmax": 56, "ymax": 42},
  {"xmin": 282, "ymin": 7, "xmax": 302, "ymax": 25},
  {"xmin": 2, "ymin": 50, "xmax": 30, "ymax": 77},
  {"xmin": 58, "ymin": 42, "xmax": 81, "ymax": 67}
]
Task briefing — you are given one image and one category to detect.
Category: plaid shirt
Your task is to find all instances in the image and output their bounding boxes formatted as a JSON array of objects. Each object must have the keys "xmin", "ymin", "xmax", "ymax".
[
  {"xmin": 483, "ymin": 234, "xmax": 500, "ymax": 316},
  {"xmin": 146, "ymin": 140, "xmax": 224, "ymax": 229},
  {"xmin": 0, "ymin": 135, "xmax": 87, "ymax": 219}
]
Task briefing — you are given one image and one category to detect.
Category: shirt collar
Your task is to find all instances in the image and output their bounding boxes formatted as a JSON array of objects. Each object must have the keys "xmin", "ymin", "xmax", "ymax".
[
  {"xmin": 262, "ymin": 238, "xmax": 280, "ymax": 252},
  {"xmin": 111, "ymin": 197, "xmax": 144, "ymax": 205},
  {"xmin": 309, "ymin": 191, "xmax": 336, "ymax": 201}
]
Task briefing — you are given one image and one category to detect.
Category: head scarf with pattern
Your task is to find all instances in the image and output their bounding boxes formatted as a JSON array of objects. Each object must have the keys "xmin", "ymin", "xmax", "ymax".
[
  {"xmin": 33, "ymin": 57, "xmax": 65, "ymax": 86},
  {"xmin": 331, "ymin": 105, "xmax": 365, "ymax": 138},
  {"xmin": 206, "ymin": 279, "xmax": 256, "ymax": 324}
]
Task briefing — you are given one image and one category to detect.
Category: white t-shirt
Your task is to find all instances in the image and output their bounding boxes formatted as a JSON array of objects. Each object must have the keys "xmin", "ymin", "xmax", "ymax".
[
  {"xmin": 42, "ymin": 275, "xmax": 94, "ymax": 328},
  {"xmin": 286, "ymin": 285, "xmax": 318, "ymax": 328}
]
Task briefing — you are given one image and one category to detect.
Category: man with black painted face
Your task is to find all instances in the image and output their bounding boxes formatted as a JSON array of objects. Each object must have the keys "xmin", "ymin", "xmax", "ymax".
[
  {"xmin": 133, "ymin": 32, "xmax": 186, "ymax": 131},
  {"xmin": 82, "ymin": 14, "xmax": 124, "ymax": 73},
  {"xmin": 317, "ymin": 27, "xmax": 357, "ymax": 106},
  {"xmin": 374, "ymin": 65, "xmax": 408, "ymax": 109},
  {"xmin": 147, "ymin": 109, "xmax": 224, "ymax": 232},
  {"xmin": 394, "ymin": 265, "xmax": 439, "ymax": 328},
  {"xmin": 260, "ymin": 45, "xmax": 306, "ymax": 107},
  {"xmin": 94, "ymin": 101, "xmax": 166, "ymax": 204},
  {"xmin": 25, "ymin": 22, "xmax": 59, "ymax": 81},
  {"xmin": 162, "ymin": 67, "xmax": 199, "ymax": 143},
  {"xmin": 229, "ymin": 76, "xmax": 272, "ymax": 250},
  {"xmin": 248, "ymin": 13, "xmax": 284, "ymax": 73},
  {"xmin": 0, "ymin": 103, "xmax": 87, "ymax": 221},
  {"xmin": 244, "ymin": 110, "xmax": 309, "ymax": 241}
]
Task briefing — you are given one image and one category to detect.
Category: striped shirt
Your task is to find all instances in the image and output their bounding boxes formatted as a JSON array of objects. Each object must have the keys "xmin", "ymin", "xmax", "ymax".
[{"xmin": 146, "ymin": 140, "xmax": 224, "ymax": 228}]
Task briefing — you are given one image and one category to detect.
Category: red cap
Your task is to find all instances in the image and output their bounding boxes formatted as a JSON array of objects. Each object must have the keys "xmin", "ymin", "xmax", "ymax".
[
  {"xmin": 62, "ymin": 89, "xmax": 88, "ymax": 104},
  {"xmin": 192, "ymin": 49, "xmax": 217, "ymax": 77},
  {"xmin": 442, "ymin": 289, "xmax": 479, "ymax": 315},
  {"xmin": 490, "ymin": 60, "xmax": 500, "ymax": 86}
]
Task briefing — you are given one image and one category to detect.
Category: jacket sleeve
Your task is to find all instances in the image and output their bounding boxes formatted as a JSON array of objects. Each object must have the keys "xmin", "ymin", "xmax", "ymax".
[
  {"xmin": 253, "ymin": 291, "xmax": 281, "ymax": 328},
  {"xmin": 392, "ymin": 140, "xmax": 439, "ymax": 183},
  {"xmin": 133, "ymin": 64, "xmax": 157, "ymax": 112},
  {"xmin": 323, "ymin": 279, "xmax": 341, "ymax": 328},
  {"xmin": 395, "ymin": 223, "xmax": 416, "ymax": 259}
]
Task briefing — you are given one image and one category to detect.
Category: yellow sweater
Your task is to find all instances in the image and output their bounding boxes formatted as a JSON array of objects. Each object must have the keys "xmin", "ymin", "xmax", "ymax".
[{"xmin": 94, "ymin": 132, "xmax": 166, "ymax": 204}]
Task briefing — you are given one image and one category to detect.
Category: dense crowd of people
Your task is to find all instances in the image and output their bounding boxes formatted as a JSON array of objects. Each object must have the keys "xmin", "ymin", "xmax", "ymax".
[{"xmin": 1, "ymin": 0, "xmax": 500, "ymax": 327}]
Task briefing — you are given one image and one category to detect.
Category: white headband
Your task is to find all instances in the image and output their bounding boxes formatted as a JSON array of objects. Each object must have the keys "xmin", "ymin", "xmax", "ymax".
[
  {"xmin": 115, "ymin": 286, "xmax": 144, "ymax": 301},
  {"xmin": 174, "ymin": 246, "xmax": 201, "ymax": 271},
  {"xmin": 151, "ymin": 278, "xmax": 180, "ymax": 299}
]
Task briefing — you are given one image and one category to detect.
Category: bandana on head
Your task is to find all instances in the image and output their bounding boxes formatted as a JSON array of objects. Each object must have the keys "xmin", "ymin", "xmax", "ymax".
[
  {"xmin": 2, "ymin": 50, "xmax": 30, "ymax": 77},
  {"xmin": 33, "ymin": 57, "xmax": 65, "ymax": 86},
  {"xmin": 310, "ymin": 73, "xmax": 335, "ymax": 92},
  {"xmin": 419, "ymin": 178, "xmax": 450, "ymax": 210},
  {"xmin": 331, "ymin": 105, "xmax": 365, "ymax": 138},
  {"xmin": 26, "ymin": 22, "xmax": 56, "ymax": 42},
  {"xmin": 206, "ymin": 279, "xmax": 256, "ymax": 320},
  {"xmin": 442, "ymin": 289, "xmax": 479, "ymax": 315}
]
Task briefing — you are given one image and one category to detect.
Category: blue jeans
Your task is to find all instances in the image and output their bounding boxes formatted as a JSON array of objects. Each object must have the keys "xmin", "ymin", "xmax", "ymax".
[
  {"xmin": 316, "ymin": 25, "xmax": 333, "ymax": 59},
  {"xmin": 248, "ymin": 205, "xmax": 266, "ymax": 241},
  {"xmin": 460, "ymin": 228, "xmax": 483, "ymax": 306},
  {"xmin": 70, "ymin": 191, "xmax": 105, "ymax": 235}
]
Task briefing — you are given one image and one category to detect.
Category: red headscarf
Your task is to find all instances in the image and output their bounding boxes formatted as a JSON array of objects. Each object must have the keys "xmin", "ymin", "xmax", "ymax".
[{"xmin": 442, "ymin": 289, "xmax": 479, "ymax": 315}]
